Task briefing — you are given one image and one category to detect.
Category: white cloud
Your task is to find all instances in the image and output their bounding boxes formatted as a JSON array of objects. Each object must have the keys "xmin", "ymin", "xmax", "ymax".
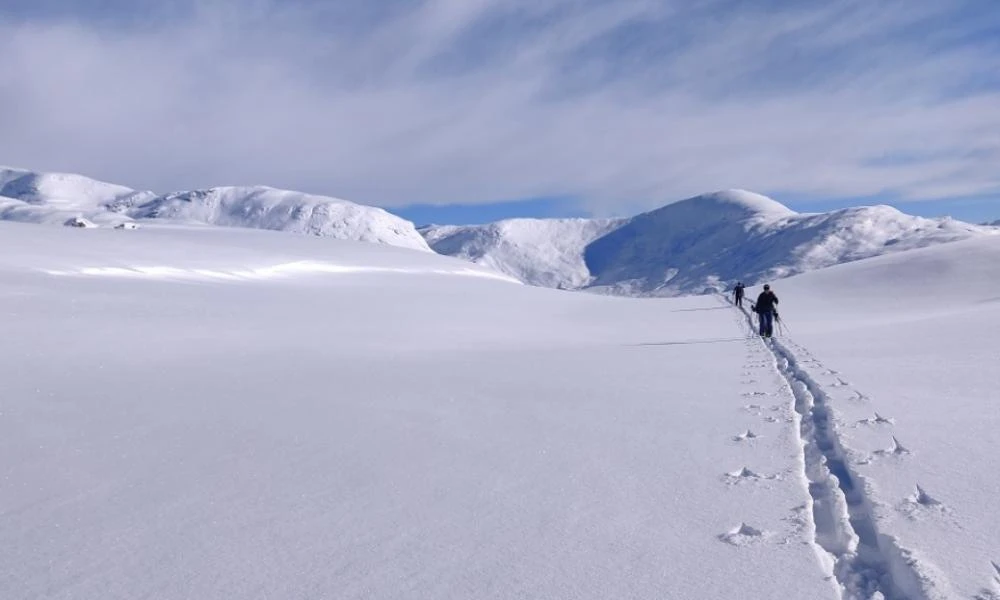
[{"xmin": 0, "ymin": 0, "xmax": 998, "ymax": 213}]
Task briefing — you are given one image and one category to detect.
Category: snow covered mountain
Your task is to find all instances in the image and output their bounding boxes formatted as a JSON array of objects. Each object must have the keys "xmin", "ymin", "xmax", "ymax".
[
  {"xmin": 118, "ymin": 187, "xmax": 430, "ymax": 251},
  {"xmin": 419, "ymin": 217, "xmax": 626, "ymax": 289},
  {"xmin": 5, "ymin": 166, "xmax": 992, "ymax": 292},
  {"xmin": 0, "ymin": 167, "xmax": 155, "ymax": 226},
  {"xmin": 0, "ymin": 167, "xmax": 431, "ymax": 251},
  {"xmin": 424, "ymin": 190, "xmax": 993, "ymax": 295}
]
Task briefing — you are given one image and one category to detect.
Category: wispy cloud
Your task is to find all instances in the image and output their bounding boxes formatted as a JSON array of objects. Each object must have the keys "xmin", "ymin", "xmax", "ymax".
[{"xmin": 1, "ymin": 0, "xmax": 998, "ymax": 213}]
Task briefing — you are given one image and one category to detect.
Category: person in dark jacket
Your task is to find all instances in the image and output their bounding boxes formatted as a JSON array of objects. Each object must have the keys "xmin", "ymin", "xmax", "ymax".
[
  {"xmin": 754, "ymin": 284, "xmax": 779, "ymax": 338},
  {"xmin": 733, "ymin": 282, "xmax": 745, "ymax": 307}
]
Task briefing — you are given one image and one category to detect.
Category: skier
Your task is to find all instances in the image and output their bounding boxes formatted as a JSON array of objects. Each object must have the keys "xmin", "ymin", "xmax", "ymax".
[
  {"xmin": 753, "ymin": 284, "xmax": 779, "ymax": 338},
  {"xmin": 733, "ymin": 282, "xmax": 745, "ymax": 308}
]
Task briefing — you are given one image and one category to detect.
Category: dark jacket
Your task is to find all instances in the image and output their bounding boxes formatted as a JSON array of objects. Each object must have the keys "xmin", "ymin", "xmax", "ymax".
[
  {"xmin": 755, "ymin": 290, "xmax": 778, "ymax": 313},
  {"xmin": 734, "ymin": 284, "xmax": 745, "ymax": 299}
]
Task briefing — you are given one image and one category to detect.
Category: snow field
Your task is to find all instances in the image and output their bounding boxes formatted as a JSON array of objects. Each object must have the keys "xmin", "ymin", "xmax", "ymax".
[
  {"xmin": 0, "ymin": 221, "xmax": 834, "ymax": 599},
  {"xmin": 3, "ymin": 222, "xmax": 999, "ymax": 599}
]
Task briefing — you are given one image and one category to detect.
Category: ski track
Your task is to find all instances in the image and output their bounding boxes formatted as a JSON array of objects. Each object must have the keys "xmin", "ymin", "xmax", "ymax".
[{"xmin": 725, "ymin": 296, "xmax": 951, "ymax": 600}]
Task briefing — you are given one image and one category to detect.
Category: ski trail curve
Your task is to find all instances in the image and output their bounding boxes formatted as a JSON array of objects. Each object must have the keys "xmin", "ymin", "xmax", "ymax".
[{"xmin": 728, "ymin": 299, "xmax": 948, "ymax": 600}]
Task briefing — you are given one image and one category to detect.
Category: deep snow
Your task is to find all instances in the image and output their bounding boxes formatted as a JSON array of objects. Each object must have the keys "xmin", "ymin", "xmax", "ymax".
[
  {"xmin": 3, "ymin": 205, "xmax": 999, "ymax": 599},
  {"xmin": 741, "ymin": 236, "xmax": 1000, "ymax": 599},
  {"xmin": 2, "ymin": 221, "xmax": 832, "ymax": 599}
]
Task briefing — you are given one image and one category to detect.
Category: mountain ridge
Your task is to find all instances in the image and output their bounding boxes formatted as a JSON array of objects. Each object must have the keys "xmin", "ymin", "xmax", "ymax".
[
  {"xmin": 0, "ymin": 167, "xmax": 430, "ymax": 252},
  {"xmin": 2, "ymin": 166, "xmax": 993, "ymax": 295},
  {"xmin": 424, "ymin": 190, "xmax": 994, "ymax": 295}
]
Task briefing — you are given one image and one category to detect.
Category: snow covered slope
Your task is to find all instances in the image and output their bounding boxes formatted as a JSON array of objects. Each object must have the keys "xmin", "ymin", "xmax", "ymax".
[
  {"xmin": 0, "ymin": 166, "xmax": 154, "ymax": 226},
  {"xmin": 1, "ymin": 220, "xmax": 835, "ymax": 600},
  {"xmin": 0, "ymin": 167, "xmax": 144, "ymax": 209},
  {"xmin": 420, "ymin": 217, "xmax": 626, "ymax": 288},
  {"xmin": 586, "ymin": 190, "xmax": 989, "ymax": 295},
  {"xmin": 123, "ymin": 187, "xmax": 430, "ymax": 251},
  {"xmin": 0, "ymin": 167, "xmax": 430, "ymax": 251},
  {"xmin": 4, "ymin": 219, "xmax": 999, "ymax": 598},
  {"xmin": 735, "ymin": 237, "xmax": 1000, "ymax": 599},
  {"xmin": 427, "ymin": 190, "xmax": 993, "ymax": 296}
]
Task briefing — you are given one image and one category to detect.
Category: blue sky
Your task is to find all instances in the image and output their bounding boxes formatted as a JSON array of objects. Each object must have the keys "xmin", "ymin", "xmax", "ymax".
[{"xmin": 1, "ymin": 0, "xmax": 999, "ymax": 224}]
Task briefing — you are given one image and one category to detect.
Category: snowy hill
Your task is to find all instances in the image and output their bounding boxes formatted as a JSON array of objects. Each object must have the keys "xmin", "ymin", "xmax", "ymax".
[
  {"xmin": 425, "ymin": 190, "xmax": 993, "ymax": 295},
  {"xmin": 0, "ymin": 167, "xmax": 154, "ymax": 226},
  {"xmin": 122, "ymin": 187, "xmax": 430, "ymax": 251},
  {"xmin": 419, "ymin": 217, "xmax": 626, "ymax": 289},
  {"xmin": 743, "ymin": 236, "xmax": 1000, "ymax": 599},
  {"xmin": 0, "ymin": 168, "xmax": 144, "ymax": 208},
  {"xmin": 5, "ymin": 166, "xmax": 992, "ymax": 291},
  {"xmin": 0, "ymin": 167, "xmax": 430, "ymax": 251}
]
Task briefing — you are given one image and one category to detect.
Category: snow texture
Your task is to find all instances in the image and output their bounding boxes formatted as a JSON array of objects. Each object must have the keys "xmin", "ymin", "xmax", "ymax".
[
  {"xmin": 3, "ymin": 220, "xmax": 999, "ymax": 598},
  {"xmin": 0, "ymin": 166, "xmax": 430, "ymax": 251},
  {"xmin": 1, "ymin": 220, "xmax": 830, "ymax": 600},
  {"xmin": 739, "ymin": 236, "xmax": 1000, "ymax": 599}
]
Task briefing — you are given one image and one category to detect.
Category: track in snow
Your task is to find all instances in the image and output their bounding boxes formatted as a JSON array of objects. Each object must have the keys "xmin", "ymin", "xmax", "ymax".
[{"xmin": 732, "ymin": 301, "xmax": 945, "ymax": 600}]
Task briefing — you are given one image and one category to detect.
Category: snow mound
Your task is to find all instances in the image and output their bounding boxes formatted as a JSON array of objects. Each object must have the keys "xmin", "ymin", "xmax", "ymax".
[
  {"xmin": 421, "ymin": 217, "xmax": 626, "ymax": 289},
  {"xmin": 128, "ymin": 187, "xmax": 430, "ymax": 252},
  {"xmin": 772, "ymin": 234, "xmax": 1000, "ymax": 316},
  {"xmin": 0, "ymin": 167, "xmax": 430, "ymax": 252}
]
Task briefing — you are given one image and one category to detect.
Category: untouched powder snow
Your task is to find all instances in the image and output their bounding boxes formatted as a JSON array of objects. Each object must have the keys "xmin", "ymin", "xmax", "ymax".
[
  {"xmin": 427, "ymin": 190, "xmax": 993, "ymax": 296},
  {"xmin": 1, "ymin": 220, "xmax": 834, "ymax": 599},
  {"xmin": 0, "ymin": 167, "xmax": 431, "ymax": 251}
]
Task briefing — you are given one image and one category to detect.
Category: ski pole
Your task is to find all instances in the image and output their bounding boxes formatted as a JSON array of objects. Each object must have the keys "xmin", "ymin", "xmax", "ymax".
[{"xmin": 776, "ymin": 315, "xmax": 789, "ymax": 335}]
